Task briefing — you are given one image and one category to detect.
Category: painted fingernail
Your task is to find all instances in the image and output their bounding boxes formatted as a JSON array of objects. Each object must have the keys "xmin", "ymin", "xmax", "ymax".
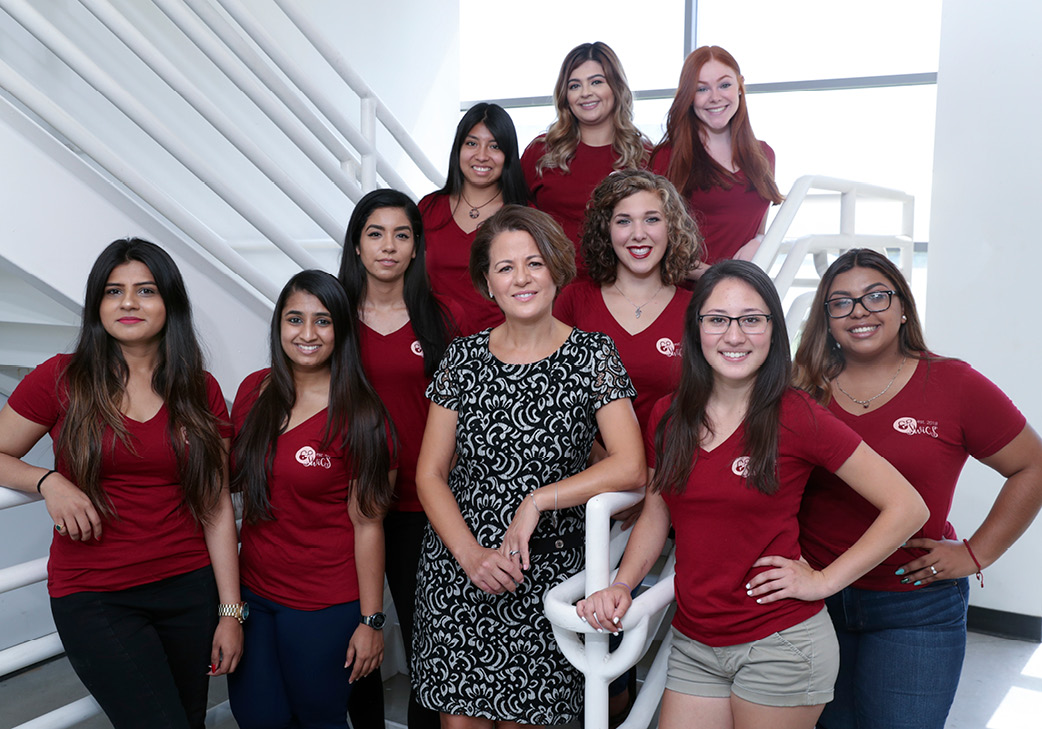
[
  {"xmin": 914, "ymin": 580, "xmax": 922, "ymax": 586},
  {"xmin": 900, "ymin": 578, "xmax": 910, "ymax": 584},
  {"xmin": 580, "ymin": 615, "xmax": 587, "ymax": 623},
  {"xmin": 597, "ymin": 628, "xmax": 604, "ymax": 633},
  {"xmin": 210, "ymin": 663, "xmax": 217, "ymax": 673},
  {"xmin": 900, "ymin": 542, "xmax": 908, "ymax": 548},
  {"xmin": 613, "ymin": 616, "xmax": 620, "ymax": 625},
  {"xmin": 895, "ymin": 568, "xmax": 905, "ymax": 576},
  {"xmin": 746, "ymin": 589, "xmax": 753, "ymax": 596},
  {"xmin": 755, "ymin": 598, "xmax": 763, "ymax": 604},
  {"xmin": 745, "ymin": 583, "xmax": 751, "ymax": 590}
]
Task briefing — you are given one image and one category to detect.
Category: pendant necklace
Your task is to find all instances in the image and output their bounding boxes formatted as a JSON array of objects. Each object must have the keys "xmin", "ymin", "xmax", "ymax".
[
  {"xmin": 460, "ymin": 189, "xmax": 501, "ymax": 219},
  {"xmin": 613, "ymin": 282, "xmax": 664, "ymax": 319},
  {"xmin": 835, "ymin": 356, "xmax": 907, "ymax": 409}
]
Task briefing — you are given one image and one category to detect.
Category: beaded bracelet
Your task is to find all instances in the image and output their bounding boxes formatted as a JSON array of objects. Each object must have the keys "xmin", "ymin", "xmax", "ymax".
[{"xmin": 963, "ymin": 539, "xmax": 984, "ymax": 588}]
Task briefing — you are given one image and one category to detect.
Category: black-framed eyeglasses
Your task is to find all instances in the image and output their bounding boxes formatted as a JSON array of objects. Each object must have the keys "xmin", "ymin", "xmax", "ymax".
[
  {"xmin": 825, "ymin": 290, "xmax": 897, "ymax": 319},
  {"xmin": 697, "ymin": 313, "xmax": 772, "ymax": 335}
]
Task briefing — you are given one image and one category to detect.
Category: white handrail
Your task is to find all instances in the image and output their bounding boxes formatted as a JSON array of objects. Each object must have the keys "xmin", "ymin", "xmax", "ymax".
[
  {"xmin": 1, "ymin": 0, "xmax": 325, "ymax": 274},
  {"xmin": 78, "ymin": 0, "xmax": 345, "ymax": 241},
  {"xmin": 543, "ymin": 491, "xmax": 676, "ymax": 729}
]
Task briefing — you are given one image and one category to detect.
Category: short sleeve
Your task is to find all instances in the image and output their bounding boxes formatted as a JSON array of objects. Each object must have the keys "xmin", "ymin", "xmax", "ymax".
[
  {"xmin": 7, "ymin": 354, "xmax": 67, "ymax": 428},
  {"xmin": 588, "ymin": 333, "xmax": 637, "ymax": 411},
  {"xmin": 956, "ymin": 364, "xmax": 1026, "ymax": 459},
  {"xmin": 425, "ymin": 337, "xmax": 467, "ymax": 411}
]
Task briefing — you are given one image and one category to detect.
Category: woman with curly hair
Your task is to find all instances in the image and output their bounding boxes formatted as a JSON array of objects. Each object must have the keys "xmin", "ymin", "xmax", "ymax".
[
  {"xmin": 0, "ymin": 238, "xmax": 242, "ymax": 728},
  {"xmin": 652, "ymin": 46, "xmax": 782, "ymax": 265},
  {"xmin": 792, "ymin": 249, "xmax": 1042, "ymax": 729},
  {"xmin": 421, "ymin": 102, "xmax": 528, "ymax": 333},
  {"xmin": 521, "ymin": 42, "xmax": 651, "ymax": 277},
  {"xmin": 556, "ymin": 169, "xmax": 701, "ymax": 431}
]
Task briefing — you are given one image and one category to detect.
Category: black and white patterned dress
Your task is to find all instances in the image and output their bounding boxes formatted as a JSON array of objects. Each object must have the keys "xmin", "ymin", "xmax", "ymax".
[{"xmin": 412, "ymin": 328, "xmax": 636, "ymax": 725}]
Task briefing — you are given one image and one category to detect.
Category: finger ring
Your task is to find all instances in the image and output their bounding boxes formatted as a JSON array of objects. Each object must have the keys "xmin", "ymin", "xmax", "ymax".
[
  {"xmin": 54, "ymin": 524, "xmax": 65, "ymax": 533},
  {"xmin": 509, "ymin": 550, "xmax": 520, "ymax": 556},
  {"xmin": 930, "ymin": 565, "xmax": 938, "ymax": 575}
]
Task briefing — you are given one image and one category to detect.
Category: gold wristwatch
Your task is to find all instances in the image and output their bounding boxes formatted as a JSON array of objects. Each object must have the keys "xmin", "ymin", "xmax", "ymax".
[{"xmin": 217, "ymin": 601, "xmax": 249, "ymax": 624}]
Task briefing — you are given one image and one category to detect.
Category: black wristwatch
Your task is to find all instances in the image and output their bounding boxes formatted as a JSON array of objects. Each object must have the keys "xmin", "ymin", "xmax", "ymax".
[{"xmin": 361, "ymin": 612, "xmax": 386, "ymax": 630}]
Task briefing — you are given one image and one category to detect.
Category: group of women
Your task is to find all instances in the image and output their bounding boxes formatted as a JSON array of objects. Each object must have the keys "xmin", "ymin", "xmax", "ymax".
[{"xmin": 0, "ymin": 39, "xmax": 1039, "ymax": 729}]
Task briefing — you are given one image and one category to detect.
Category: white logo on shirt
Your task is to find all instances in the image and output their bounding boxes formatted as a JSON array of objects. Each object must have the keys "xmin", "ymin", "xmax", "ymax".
[
  {"xmin": 295, "ymin": 446, "xmax": 332, "ymax": 469},
  {"xmin": 893, "ymin": 417, "xmax": 939, "ymax": 439},
  {"xmin": 732, "ymin": 456, "xmax": 750, "ymax": 477},
  {"xmin": 410, "ymin": 340, "xmax": 424, "ymax": 357},
  {"xmin": 656, "ymin": 338, "xmax": 681, "ymax": 357}
]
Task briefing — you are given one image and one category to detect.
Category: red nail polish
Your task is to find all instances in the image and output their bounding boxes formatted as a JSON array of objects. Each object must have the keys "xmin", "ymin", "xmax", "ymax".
[{"xmin": 210, "ymin": 663, "xmax": 217, "ymax": 674}]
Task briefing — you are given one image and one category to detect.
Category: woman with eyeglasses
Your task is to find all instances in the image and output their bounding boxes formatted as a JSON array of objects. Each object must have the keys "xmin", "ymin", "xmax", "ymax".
[
  {"xmin": 792, "ymin": 249, "xmax": 1042, "ymax": 729},
  {"xmin": 578, "ymin": 260, "xmax": 926, "ymax": 729}
]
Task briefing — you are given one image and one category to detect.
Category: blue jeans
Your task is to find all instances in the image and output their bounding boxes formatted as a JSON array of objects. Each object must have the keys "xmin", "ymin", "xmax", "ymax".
[
  {"xmin": 228, "ymin": 586, "xmax": 361, "ymax": 729},
  {"xmin": 818, "ymin": 578, "xmax": 969, "ymax": 729}
]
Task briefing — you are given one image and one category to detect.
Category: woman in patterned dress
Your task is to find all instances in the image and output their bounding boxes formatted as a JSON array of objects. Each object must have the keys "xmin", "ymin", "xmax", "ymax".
[{"xmin": 412, "ymin": 205, "xmax": 646, "ymax": 728}]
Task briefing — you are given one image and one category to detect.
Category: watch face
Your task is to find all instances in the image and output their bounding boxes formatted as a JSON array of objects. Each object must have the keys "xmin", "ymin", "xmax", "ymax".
[
  {"xmin": 367, "ymin": 613, "xmax": 386, "ymax": 629},
  {"xmin": 241, "ymin": 602, "xmax": 249, "ymax": 621}
]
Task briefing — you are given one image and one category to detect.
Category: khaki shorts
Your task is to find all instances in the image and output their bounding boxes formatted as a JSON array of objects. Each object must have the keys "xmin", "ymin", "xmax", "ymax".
[{"xmin": 665, "ymin": 607, "xmax": 839, "ymax": 707}]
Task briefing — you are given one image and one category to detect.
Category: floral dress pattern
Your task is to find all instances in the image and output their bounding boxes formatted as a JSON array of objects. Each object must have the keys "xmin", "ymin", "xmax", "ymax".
[{"xmin": 412, "ymin": 328, "xmax": 635, "ymax": 724}]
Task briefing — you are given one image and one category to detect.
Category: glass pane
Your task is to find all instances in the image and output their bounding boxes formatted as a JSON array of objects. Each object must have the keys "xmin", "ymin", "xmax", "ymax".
[
  {"xmin": 459, "ymin": 0, "xmax": 685, "ymax": 102},
  {"xmin": 695, "ymin": 0, "xmax": 942, "ymax": 83}
]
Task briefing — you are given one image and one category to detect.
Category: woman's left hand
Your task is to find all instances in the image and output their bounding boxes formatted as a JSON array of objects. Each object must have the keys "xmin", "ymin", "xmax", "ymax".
[
  {"xmin": 745, "ymin": 555, "xmax": 831, "ymax": 603},
  {"xmin": 345, "ymin": 624, "xmax": 384, "ymax": 683},
  {"xmin": 209, "ymin": 617, "xmax": 243, "ymax": 675},
  {"xmin": 498, "ymin": 493, "xmax": 541, "ymax": 571},
  {"xmin": 896, "ymin": 538, "xmax": 977, "ymax": 586}
]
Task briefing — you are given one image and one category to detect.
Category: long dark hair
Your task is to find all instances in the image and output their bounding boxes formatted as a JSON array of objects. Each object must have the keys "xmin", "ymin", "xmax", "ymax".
[
  {"xmin": 339, "ymin": 189, "xmax": 455, "ymax": 377},
  {"xmin": 793, "ymin": 248, "xmax": 930, "ymax": 405},
  {"xmin": 232, "ymin": 270, "xmax": 394, "ymax": 522},
  {"xmin": 426, "ymin": 103, "xmax": 529, "ymax": 210},
  {"xmin": 57, "ymin": 238, "xmax": 225, "ymax": 521},
  {"xmin": 653, "ymin": 260, "xmax": 790, "ymax": 495}
]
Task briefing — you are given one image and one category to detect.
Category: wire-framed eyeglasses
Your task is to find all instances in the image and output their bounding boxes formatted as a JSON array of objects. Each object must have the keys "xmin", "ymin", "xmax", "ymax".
[
  {"xmin": 825, "ymin": 290, "xmax": 897, "ymax": 319},
  {"xmin": 697, "ymin": 314, "xmax": 772, "ymax": 335}
]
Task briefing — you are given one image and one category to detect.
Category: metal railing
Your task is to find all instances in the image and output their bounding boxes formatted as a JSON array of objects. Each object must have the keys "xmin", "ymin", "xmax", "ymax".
[{"xmin": 0, "ymin": 0, "xmax": 446, "ymax": 304}]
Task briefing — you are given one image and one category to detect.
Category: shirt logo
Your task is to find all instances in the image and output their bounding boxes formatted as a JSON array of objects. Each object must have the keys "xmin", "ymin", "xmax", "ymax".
[
  {"xmin": 411, "ymin": 340, "xmax": 424, "ymax": 357},
  {"xmin": 295, "ymin": 446, "xmax": 332, "ymax": 469},
  {"xmin": 893, "ymin": 416, "xmax": 939, "ymax": 439},
  {"xmin": 656, "ymin": 338, "xmax": 682, "ymax": 358},
  {"xmin": 732, "ymin": 456, "xmax": 750, "ymax": 477}
]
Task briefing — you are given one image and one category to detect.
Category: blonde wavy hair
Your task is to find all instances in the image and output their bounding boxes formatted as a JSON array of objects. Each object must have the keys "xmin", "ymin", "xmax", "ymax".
[{"xmin": 536, "ymin": 42, "xmax": 649, "ymax": 176}]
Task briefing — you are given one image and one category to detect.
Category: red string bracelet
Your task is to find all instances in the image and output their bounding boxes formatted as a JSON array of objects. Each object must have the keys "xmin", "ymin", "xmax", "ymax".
[{"xmin": 963, "ymin": 539, "xmax": 984, "ymax": 588}]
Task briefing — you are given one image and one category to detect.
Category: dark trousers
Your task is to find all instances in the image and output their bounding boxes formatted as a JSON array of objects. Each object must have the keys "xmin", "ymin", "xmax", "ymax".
[
  {"xmin": 348, "ymin": 510, "xmax": 439, "ymax": 729},
  {"xmin": 50, "ymin": 565, "xmax": 218, "ymax": 729},
  {"xmin": 228, "ymin": 586, "xmax": 361, "ymax": 729}
]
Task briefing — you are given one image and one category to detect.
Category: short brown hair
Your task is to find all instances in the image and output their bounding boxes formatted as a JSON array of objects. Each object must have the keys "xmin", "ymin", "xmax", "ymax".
[
  {"xmin": 581, "ymin": 170, "xmax": 702, "ymax": 286},
  {"xmin": 470, "ymin": 205, "xmax": 576, "ymax": 299}
]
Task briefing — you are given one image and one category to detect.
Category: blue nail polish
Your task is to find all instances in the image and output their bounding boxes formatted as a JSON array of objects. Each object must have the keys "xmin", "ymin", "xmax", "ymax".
[
  {"xmin": 895, "ymin": 568, "xmax": 905, "ymax": 576},
  {"xmin": 900, "ymin": 578, "xmax": 910, "ymax": 584},
  {"xmin": 914, "ymin": 580, "xmax": 922, "ymax": 586}
]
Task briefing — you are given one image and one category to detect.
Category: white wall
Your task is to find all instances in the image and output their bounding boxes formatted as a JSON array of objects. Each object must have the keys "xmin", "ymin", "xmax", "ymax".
[{"xmin": 928, "ymin": 0, "xmax": 1042, "ymax": 618}]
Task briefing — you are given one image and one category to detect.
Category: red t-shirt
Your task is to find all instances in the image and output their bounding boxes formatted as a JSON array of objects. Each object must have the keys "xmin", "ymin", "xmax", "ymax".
[
  {"xmin": 652, "ymin": 141, "xmax": 776, "ymax": 264},
  {"xmin": 358, "ymin": 300, "xmax": 465, "ymax": 512},
  {"xmin": 420, "ymin": 192, "xmax": 504, "ymax": 335},
  {"xmin": 799, "ymin": 358, "xmax": 1025, "ymax": 591},
  {"xmin": 234, "ymin": 369, "xmax": 371, "ymax": 610},
  {"xmin": 9, "ymin": 353, "xmax": 231, "ymax": 598},
  {"xmin": 554, "ymin": 279, "xmax": 690, "ymax": 432},
  {"xmin": 521, "ymin": 139, "xmax": 625, "ymax": 278},
  {"xmin": 646, "ymin": 389, "xmax": 861, "ymax": 646}
]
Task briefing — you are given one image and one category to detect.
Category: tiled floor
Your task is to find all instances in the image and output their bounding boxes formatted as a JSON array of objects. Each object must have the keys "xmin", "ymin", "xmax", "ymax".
[{"xmin": 1, "ymin": 630, "xmax": 1040, "ymax": 728}]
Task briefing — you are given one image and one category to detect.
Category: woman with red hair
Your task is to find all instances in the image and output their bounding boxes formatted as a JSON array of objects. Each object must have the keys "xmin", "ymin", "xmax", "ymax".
[{"xmin": 652, "ymin": 46, "xmax": 782, "ymax": 267}]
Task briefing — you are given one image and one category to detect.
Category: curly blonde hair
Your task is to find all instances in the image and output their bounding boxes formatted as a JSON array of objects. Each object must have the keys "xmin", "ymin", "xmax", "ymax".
[
  {"xmin": 536, "ymin": 42, "xmax": 649, "ymax": 176},
  {"xmin": 580, "ymin": 170, "xmax": 702, "ymax": 286}
]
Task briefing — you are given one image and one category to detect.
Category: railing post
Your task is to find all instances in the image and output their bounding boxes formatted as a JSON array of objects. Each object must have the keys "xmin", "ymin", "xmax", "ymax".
[{"xmin": 360, "ymin": 95, "xmax": 377, "ymax": 193}]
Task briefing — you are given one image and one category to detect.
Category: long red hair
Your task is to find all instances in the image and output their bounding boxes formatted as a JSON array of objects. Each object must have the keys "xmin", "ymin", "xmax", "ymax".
[{"xmin": 652, "ymin": 46, "xmax": 782, "ymax": 204}]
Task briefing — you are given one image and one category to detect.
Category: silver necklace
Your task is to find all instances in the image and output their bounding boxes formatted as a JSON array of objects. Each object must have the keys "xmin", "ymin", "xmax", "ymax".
[
  {"xmin": 613, "ymin": 282, "xmax": 664, "ymax": 319},
  {"xmin": 835, "ymin": 356, "xmax": 907, "ymax": 409}
]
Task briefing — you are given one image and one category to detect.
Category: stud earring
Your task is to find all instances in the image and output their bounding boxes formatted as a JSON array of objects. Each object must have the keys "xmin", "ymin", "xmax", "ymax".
[{"xmin": 901, "ymin": 315, "xmax": 907, "ymax": 323}]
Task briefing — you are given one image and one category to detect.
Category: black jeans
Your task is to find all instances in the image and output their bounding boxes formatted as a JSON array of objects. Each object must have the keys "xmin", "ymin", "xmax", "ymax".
[
  {"xmin": 50, "ymin": 565, "xmax": 218, "ymax": 729},
  {"xmin": 348, "ymin": 510, "xmax": 439, "ymax": 729}
]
